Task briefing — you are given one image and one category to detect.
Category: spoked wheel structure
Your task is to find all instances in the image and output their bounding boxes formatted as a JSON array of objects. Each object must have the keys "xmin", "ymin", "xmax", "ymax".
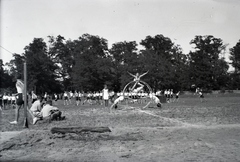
[{"xmin": 117, "ymin": 80, "xmax": 153, "ymax": 109}]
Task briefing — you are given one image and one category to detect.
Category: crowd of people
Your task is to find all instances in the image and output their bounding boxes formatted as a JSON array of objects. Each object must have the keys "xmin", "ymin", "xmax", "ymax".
[
  {"xmin": 0, "ymin": 93, "xmax": 17, "ymax": 110},
  {"xmin": 163, "ymin": 89, "xmax": 180, "ymax": 103},
  {"xmin": 0, "ymin": 86, "xmax": 184, "ymax": 112},
  {"xmin": 0, "ymin": 86, "xmax": 203, "ymax": 112}
]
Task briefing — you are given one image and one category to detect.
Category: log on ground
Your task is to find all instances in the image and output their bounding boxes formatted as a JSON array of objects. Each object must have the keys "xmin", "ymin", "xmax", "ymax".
[{"xmin": 51, "ymin": 126, "xmax": 111, "ymax": 134}]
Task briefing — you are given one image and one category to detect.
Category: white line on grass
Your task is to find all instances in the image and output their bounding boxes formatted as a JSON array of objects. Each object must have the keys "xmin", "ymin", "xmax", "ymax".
[{"xmin": 136, "ymin": 109, "xmax": 193, "ymax": 127}]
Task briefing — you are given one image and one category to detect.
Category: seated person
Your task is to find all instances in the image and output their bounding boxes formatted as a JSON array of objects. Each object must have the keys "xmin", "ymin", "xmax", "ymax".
[
  {"xmin": 41, "ymin": 100, "xmax": 65, "ymax": 121},
  {"xmin": 29, "ymin": 96, "xmax": 44, "ymax": 124}
]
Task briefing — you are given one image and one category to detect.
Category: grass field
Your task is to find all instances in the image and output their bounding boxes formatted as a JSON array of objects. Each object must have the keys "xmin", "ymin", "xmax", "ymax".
[{"xmin": 1, "ymin": 94, "xmax": 240, "ymax": 161}]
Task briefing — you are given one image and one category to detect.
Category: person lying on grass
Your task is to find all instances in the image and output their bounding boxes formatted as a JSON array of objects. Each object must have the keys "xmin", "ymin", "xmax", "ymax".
[{"xmin": 41, "ymin": 100, "xmax": 65, "ymax": 121}]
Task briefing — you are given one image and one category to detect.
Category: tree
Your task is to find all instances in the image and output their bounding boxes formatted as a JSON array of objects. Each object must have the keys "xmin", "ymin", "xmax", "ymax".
[
  {"xmin": 0, "ymin": 59, "xmax": 15, "ymax": 92},
  {"xmin": 24, "ymin": 38, "xmax": 61, "ymax": 94},
  {"xmin": 5, "ymin": 53, "xmax": 25, "ymax": 78},
  {"xmin": 188, "ymin": 35, "xmax": 229, "ymax": 90},
  {"xmin": 71, "ymin": 34, "xmax": 111, "ymax": 91},
  {"xmin": 229, "ymin": 39, "xmax": 240, "ymax": 89},
  {"xmin": 109, "ymin": 41, "xmax": 139, "ymax": 90},
  {"xmin": 139, "ymin": 34, "xmax": 178, "ymax": 91},
  {"xmin": 170, "ymin": 45, "xmax": 189, "ymax": 91},
  {"xmin": 229, "ymin": 40, "xmax": 240, "ymax": 73},
  {"xmin": 48, "ymin": 35, "xmax": 75, "ymax": 90}
]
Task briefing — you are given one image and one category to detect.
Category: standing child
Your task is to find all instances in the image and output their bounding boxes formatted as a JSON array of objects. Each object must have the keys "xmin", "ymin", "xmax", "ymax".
[
  {"xmin": 199, "ymin": 90, "xmax": 204, "ymax": 102},
  {"xmin": 102, "ymin": 84, "xmax": 109, "ymax": 107},
  {"xmin": 69, "ymin": 91, "xmax": 73, "ymax": 104},
  {"xmin": 10, "ymin": 75, "xmax": 24, "ymax": 124},
  {"xmin": 3, "ymin": 93, "xmax": 8, "ymax": 109},
  {"xmin": 75, "ymin": 91, "xmax": 80, "ymax": 106},
  {"xmin": 63, "ymin": 91, "xmax": 69, "ymax": 106}
]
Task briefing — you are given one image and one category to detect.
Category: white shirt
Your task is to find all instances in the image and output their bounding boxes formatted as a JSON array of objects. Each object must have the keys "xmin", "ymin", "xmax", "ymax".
[
  {"xmin": 11, "ymin": 96, "xmax": 16, "ymax": 101},
  {"xmin": 16, "ymin": 79, "xmax": 24, "ymax": 93},
  {"xmin": 3, "ymin": 95, "xmax": 8, "ymax": 100},
  {"xmin": 7, "ymin": 96, "xmax": 12, "ymax": 100},
  {"xmin": 32, "ymin": 92, "xmax": 37, "ymax": 99},
  {"xmin": 30, "ymin": 100, "xmax": 42, "ymax": 112},
  {"xmin": 150, "ymin": 95, "xmax": 160, "ymax": 104},
  {"xmin": 114, "ymin": 96, "xmax": 124, "ymax": 104},
  {"xmin": 78, "ymin": 93, "xmax": 82, "ymax": 97},
  {"xmin": 102, "ymin": 88, "xmax": 109, "ymax": 100},
  {"xmin": 41, "ymin": 104, "xmax": 58, "ymax": 118}
]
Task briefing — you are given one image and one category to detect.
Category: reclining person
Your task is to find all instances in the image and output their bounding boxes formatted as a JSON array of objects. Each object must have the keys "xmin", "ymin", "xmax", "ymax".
[{"xmin": 41, "ymin": 100, "xmax": 65, "ymax": 121}]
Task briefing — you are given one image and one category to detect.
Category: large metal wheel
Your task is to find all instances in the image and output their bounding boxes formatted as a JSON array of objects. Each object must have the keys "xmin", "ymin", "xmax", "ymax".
[{"xmin": 117, "ymin": 80, "xmax": 153, "ymax": 109}]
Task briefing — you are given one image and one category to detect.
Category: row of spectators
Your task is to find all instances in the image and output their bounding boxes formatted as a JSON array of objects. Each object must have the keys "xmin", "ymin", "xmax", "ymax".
[{"xmin": 0, "ymin": 89, "xmax": 181, "ymax": 110}]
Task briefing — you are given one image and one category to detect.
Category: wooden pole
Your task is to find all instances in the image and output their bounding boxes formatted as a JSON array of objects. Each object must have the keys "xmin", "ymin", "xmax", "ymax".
[{"xmin": 23, "ymin": 62, "xmax": 28, "ymax": 128}]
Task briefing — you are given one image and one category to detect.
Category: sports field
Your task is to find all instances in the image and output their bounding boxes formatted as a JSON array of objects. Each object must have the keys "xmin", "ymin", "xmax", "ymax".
[{"xmin": 1, "ymin": 93, "xmax": 240, "ymax": 162}]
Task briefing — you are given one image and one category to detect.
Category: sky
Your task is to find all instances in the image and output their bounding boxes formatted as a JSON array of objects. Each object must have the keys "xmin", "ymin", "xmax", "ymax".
[{"xmin": 1, "ymin": 0, "xmax": 240, "ymax": 66}]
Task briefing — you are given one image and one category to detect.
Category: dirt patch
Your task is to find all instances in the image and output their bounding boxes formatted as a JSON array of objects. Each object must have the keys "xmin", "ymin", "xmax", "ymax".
[
  {"xmin": 0, "ymin": 131, "xmax": 23, "ymax": 145},
  {"xmin": 1, "ymin": 126, "xmax": 240, "ymax": 162}
]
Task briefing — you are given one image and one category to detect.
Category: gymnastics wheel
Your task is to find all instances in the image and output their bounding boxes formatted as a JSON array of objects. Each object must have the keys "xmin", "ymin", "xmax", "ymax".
[{"xmin": 119, "ymin": 80, "xmax": 153, "ymax": 109}]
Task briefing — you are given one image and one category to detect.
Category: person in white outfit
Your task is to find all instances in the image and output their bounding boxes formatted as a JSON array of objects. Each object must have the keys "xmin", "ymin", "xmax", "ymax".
[
  {"xmin": 102, "ymin": 85, "xmax": 109, "ymax": 107},
  {"xmin": 110, "ymin": 95, "xmax": 124, "ymax": 111},
  {"xmin": 128, "ymin": 71, "xmax": 148, "ymax": 91},
  {"xmin": 10, "ymin": 75, "xmax": 24, "ymax": 124},
  {"xmin": 143, "ymin": 93, "xmax": 162, "ymax": 109},
  {"xmin": 41, "ymin": 100, "xmax": 65, "ymax": 121},
  {"xmin": 30, "ymin": 96, "xmax": 44, "ymax": 125}
]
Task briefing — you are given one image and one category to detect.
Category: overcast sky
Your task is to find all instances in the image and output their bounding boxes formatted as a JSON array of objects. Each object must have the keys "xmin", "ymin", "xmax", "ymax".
[{"xmin": 1, "ymin": 0, "xmax": 240, "ymax": 64}]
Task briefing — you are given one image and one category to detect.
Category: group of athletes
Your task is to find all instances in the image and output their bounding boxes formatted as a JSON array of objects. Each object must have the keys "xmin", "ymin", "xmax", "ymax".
[
  {"xmin": 0, "ymin": 93, "xmax": 17, "ymax": 109},
  {"xmin": 39, "ymin": 90, "xmax": 154, "ymax": 108},
  {"xmin": 0, "ymin": 71, "xmax": 181, "ymax": 112},
  {"xmin": 163, "ymin": 89, "xmax": 180, "ymax": 103}
]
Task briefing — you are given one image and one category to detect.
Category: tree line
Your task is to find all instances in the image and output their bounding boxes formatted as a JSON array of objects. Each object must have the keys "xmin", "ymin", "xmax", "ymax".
[{"xmin": 1, "ymin": 34, "xmax": 240, "ymax": 94}]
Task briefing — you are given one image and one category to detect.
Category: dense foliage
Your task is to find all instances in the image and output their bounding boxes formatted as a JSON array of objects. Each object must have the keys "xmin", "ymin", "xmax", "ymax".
[{"xmin": 1, "ymin": 34, "xmax": 239, "ymax": 94}]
